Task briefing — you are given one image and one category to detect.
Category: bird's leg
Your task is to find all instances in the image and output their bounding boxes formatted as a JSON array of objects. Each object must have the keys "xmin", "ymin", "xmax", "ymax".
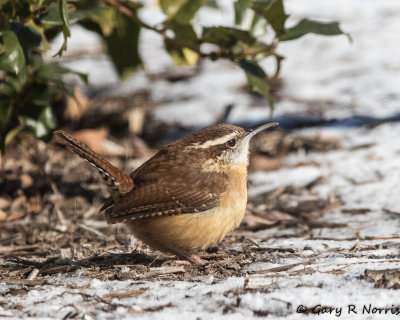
[{"xmin": 169, "ymin": 246, "xmax": 207, "ymax": 265}]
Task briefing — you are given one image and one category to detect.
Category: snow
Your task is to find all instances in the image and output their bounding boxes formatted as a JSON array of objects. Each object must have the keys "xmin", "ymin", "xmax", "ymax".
[
  {"xmin": 3, "ymin": 0, "xmax": 400, "ymax": 319},
  {"xmin": 249, "ymin": 166, "xmax": 323, "ymax": 197}
]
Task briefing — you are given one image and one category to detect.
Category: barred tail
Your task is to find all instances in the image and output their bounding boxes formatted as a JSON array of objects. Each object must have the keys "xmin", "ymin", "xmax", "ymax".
[{"xmin": 53, "ymin": 130, "xmax": 134, "ymax": 201}]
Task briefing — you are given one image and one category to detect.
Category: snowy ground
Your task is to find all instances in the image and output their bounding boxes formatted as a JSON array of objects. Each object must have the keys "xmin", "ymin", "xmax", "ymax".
[{"xmin": 2, "ymin": 1, "xmax": 400, "ymax": 319}]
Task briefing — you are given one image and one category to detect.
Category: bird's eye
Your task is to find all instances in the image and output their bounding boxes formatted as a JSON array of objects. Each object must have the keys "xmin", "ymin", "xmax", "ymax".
[{"xmin": 226, "ymin": 139, "xmax": 236, "ymax": 148}]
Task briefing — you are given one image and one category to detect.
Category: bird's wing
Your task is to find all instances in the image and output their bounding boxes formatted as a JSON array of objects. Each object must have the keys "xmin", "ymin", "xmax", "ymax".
[{"xmin": 102, "ymin": 148, "xmax": 227, "ymax": 224}]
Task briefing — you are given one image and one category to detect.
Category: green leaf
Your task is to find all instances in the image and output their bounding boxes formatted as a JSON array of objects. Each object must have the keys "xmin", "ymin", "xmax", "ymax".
[
  {"xmin": 234, "ymin": 0, "xmax": 268, "ymax": 38},
  {"xmin": 165, "ymin": 22, "xmax": 199, "ymax": 65},
  {"xmin": 279, "ymin": 19, "xmax": 347, "ymax": 41},
  {"xmin": 172, "ymin": 22, "xmax": 198, "ymax": 43},
  {"xmin": 87, "ymin": 6, "xmax": 116, "ymax": 37},
  {"xmin": 0, "ymin": 99, "xmax": 12, "ymax": 124},
  {"xmin": 42, "ymin": 6, "xmax": 87, "ymax": 25},
  {"xmin": 165, "ymin": 40, "xmax": 198, "ymax": 65},
  {"xmin": 10, "ymin": 22, "xmax": 42, "ymax": 62},
  {"xmin": 238, "ymin": 59, "xmax": 274, "ymax": 108},
  {"xmin": 43, "ymin": 6, "xmax": 116, "ymax": 37},
  {"xmin": 202, "ymin": 26, "xmax": 255, "ymax": 48},
  {"xmin": 0, "ymin": 30, "xmax": 26, "ymax": 75},
  {"xmin": 4, "ymin": 125, "xmax": 25, "ymax": 148},
  {"xmin": 60, "ymin": 0, "xmax": 71, "ymax": 34},
  {"xmin": 173, "ymin": 0, "xmax": 206, "ymax": 25},
  {"xmin": 36, "ymin": 62, "xmax": 71, "ymax": 80},
  {"xmin": 234, "ymin": 0, "xmax": 252, "ymax": 26},
  {"xmin": 54, "ymin": 0, "xmax": 72, "ymax": 57},
  {"xmin": 103, "ymin": 11, "xmax": 141, "ymax": 78},
  {"xmin": 24, "ymin": 103, "xmax": 56, "ymax": 138},
  {"xmin": 38, "ymin": 7, "xmax": 62, "ymax": 25},
  {"xmin": 38, "ymin": 104, "xmax": 57, "ymax": 133},
  {"xmin": 35, "ymin": 62, "xmax": 88, "ymax": 84},
  {"xmin": 253, "ymin": 0, "xmax": 288, "ymax": 36},
  {"xmin": 0, "ymin": 0, "xmax": 9, "ymax": 7},
  {"xmin": 72, "ymin": 71, "xmax": 88, "ymax": 84},
  {"xmin": 160, "ymin": 0, "xmax": 187, "ymax": 18},
  {"xmin": 161, "ymin": 0, "xmax": 205, "ymax": 24}
]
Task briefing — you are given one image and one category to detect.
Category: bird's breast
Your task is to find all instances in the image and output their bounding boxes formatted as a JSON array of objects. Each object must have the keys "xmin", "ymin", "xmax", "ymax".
[
  {"xmin": 218, "ymin": 163, "xmax": 248, "ymax": 228},
  {"xmin": 128, "ymin": 163, "xmax": 248, "ymax": 252}
]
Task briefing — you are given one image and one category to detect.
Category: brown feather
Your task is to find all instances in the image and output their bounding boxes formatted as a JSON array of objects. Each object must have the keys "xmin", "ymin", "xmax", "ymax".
[
  {"xmin": 53, "ymin": 130, "xmax": 134, "ymax": 201},
  {"xmin": 99, "ymin": 124, "xmax": 245, "ymax": 223},
  {"xmin": 104, "ymin": 156, "xmax": 227, "ymax": 223}
]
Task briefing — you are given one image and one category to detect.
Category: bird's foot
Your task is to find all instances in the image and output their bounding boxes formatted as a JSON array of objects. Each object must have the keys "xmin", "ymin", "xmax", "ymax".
[
  {"xmin": 170, "ymin": 246, "xmax": 208, "ymax": 265},
  {"xmin": 184, "ymin": 254, "xmax": 207, "ymax": 265}
]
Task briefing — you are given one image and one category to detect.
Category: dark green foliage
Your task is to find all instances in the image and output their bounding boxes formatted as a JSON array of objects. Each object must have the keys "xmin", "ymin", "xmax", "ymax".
[
  {"xmin": 102, "ymin": 11, "xmax": 142, "ymax": 78},
  {"xmin": 279, "ymin": 19, "xmax": 349, "ymax": 41},
  {"xmin": 0, "ymin": 0, "xmax": 347, "ymax": 155}
]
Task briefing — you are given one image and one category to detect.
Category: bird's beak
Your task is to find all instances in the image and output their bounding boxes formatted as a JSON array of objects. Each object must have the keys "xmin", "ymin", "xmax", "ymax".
[{"xmin": 243, "ymin": 122, "xmax": 279, "ymax": 144}]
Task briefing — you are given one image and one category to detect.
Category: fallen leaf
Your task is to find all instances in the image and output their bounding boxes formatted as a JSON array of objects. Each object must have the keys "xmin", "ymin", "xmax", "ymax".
[
  {"xmin": 126, "ymin": 106, "xmax": 146, "ymax": 135},
  {"xmin": 6, "ymin": 210, "xmax": 26, "ymax": 221},
  {"xmin": 20, "ymin": 173, "xmax": 33, "ymax": 189},
  {"xmin": 250, "ymin": 155, "xmax": 282, "ymax": 172},
  {"xmin": 72, "ymin": 128, "xmax": 129, "ymax": 156},
  {"xmin": 64, "ymin": 87, "xmax": 89, "ymax": 122},
  {"xmin": 0, "ymin": 209, "xmax": 6, "ymax": 221}
]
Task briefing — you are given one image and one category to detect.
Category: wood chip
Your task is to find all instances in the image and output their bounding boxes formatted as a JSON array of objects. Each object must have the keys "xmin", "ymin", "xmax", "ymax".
[
  {"xmin": 103, "ymin": 289, "xmax": 146, "ymax": 300},
  {"xmin": 60, "ymin": 248, "xmax": 72, "ymax": 259},
  {"xmin": 6, "ymin": 210, "xmax": 27, "ymax": 221},
  {"xmin": 341, "ymin": 208, "xmax": 370, "ymax": 214},
  {"xmin": 241, "ymin": 212, "xmax": 277, "ymax": 231},
  {"xmin": 0, "ymin": 197, "xmax": 11, "ymax": 210},
  {"xmin": 0, "ymin": 209, "xmax": 6, "ymax": 221},
  {"xmin": 365, "ymin": 268, "xmax": 400, "ymax": 289},
  {"xmin": 1, "ymin": 279, "xmax": 45, "ymax": 286},
  {"xmin": 27, "ymin": 268, "xmax": 40, "ymax": 281},
  {"xmin": 137, "ymin": 266, "xmax": 185, "ymax": 279},
  {"xmin": 126, "ymin": 106, "xmax": 146, "ymax": 134},
  {"xmin": 79, "ymin": 224, "xmax": 107, "ymax": 239},
  {"xmin": 278, "ymin": 194, "xmax": 326, "ymax": 214},
  {"xmin": 383, "ymin": 208, "xmax": 400, "ymax": 217},
  {"xmin": 252, "ymin": 247, "xmax": 295, "ymax": 253},
  {"xmin": 20, "ymin": 173, "xmax": 33, "ymax": 189},
  {"xmin": 248, "ymin": 262, "xmax": 311, "ymax": 274},
  {"xmin": 40, "ymin": 265, "xmax": 77, "ymax": 275},
  {"xmin": 0, "ymin": 244, "xmax": 40, "ymax": 254},
  {"xmin": 289, "ymin": 267, "xmax": 316, "ymax": 276}
]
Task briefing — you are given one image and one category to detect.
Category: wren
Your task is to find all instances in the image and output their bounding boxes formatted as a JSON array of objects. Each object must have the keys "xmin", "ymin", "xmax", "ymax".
[{"xmin": 54, "ymin": 122, "xmax": 278, "ymax": 264}]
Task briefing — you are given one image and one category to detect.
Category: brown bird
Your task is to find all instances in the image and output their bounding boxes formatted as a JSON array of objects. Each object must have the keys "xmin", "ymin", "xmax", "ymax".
[{"xmin": 54, "ymin": 122, "xmax": 278, "ymax": 264}]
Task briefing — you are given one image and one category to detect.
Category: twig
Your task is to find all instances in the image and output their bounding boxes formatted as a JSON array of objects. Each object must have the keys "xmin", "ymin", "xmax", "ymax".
[
  {"xmin": 79, "ymin": 223, "xmax": 107, "ymax": 239},
  {"xmin": 7, "ymin": 256, "xmax": 43, "ymax": 267},
  {"xmin": 248, "ymin": 261, "xmax": 311, "ymax": 274},
  {"xmin": 136, "ymin": 266, "xmax": 185, "ymax": 279},
  {"xmin": 40, "ymin": 265, "xmax": 77, "ymax": 275}
]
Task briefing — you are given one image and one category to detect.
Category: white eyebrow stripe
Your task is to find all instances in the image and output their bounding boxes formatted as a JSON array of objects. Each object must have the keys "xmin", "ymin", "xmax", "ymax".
[{"xmin": 189, "ymin": 133, "xmax": 237, "ymax": 149}]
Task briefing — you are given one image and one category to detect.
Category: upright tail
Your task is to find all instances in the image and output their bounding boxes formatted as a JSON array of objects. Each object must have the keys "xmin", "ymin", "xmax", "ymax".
[{"xmin": 53, "ymin": 130, "xmax": 134, "ymax": 201}]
